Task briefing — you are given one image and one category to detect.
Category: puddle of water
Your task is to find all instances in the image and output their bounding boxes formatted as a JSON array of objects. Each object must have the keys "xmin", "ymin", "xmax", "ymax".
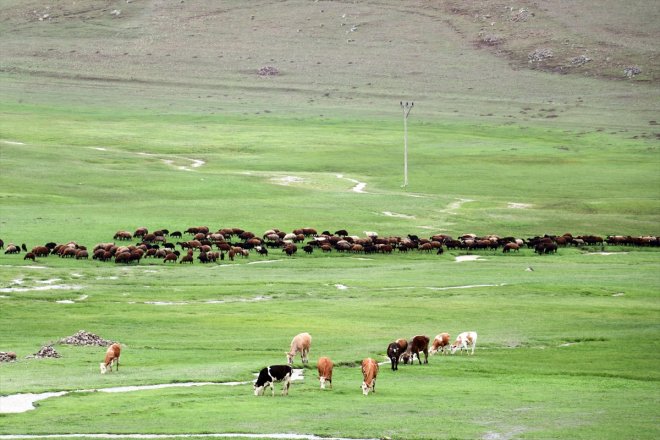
[
  {"xmin": 0, "ymin": 285, "xmax": 83, "ymax": 293},
  {"xmin": 455, "ymin": 255, "xmax": 483, "ymax": 262},
  {"xmin": 0, "ymin": 392, "xmax": 68, "ymax": 414},
  {"xmin": 427, "ymin": 283, "xmax": 505, "ymax": 291},
  {"xmin": 1, "ymin": 370, "xmax": 304, "ymax": 414},
  {"xmin": 272, "ymin": 176, "xmax": 304, "ymax": 185},
  {"xmin": 0, "ymin": 382, "xmax": 250, "ymax": 414},
  {"xmin": 382, "ymin": 211, "xmax": 415, "ymax": 219},
  {"xmin": 336, "ymin": 174, "xmax": 367, "ymax": 193},
  {"xmin": 507, "ymin": 202, "xmax": 532, "ymax": 209},
  {"xmin": 56, "ymin": 294, "xmax": 88, "ymax": 304}
]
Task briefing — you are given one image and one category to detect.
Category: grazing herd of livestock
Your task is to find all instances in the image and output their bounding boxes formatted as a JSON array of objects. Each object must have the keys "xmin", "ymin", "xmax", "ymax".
[
  {"xmin": 2, "ymin": 226, "xmax": 658, "ymax": 264},
  {"xmin": 257, "ymin": 331, "xmax": 478, "ymax": 396},
  {"xmin": 97, "ymin": 331, "xmax": 477, "ymax": 397}
]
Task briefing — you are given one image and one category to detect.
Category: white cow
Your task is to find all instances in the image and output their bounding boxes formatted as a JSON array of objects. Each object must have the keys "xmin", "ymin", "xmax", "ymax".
[{"xmin": 450, "ymin": 331, "xmax": 477, "ymax": 355}]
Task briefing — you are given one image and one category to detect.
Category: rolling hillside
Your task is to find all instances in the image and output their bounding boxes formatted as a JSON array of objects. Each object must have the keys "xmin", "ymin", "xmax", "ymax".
[{"xmin": 1, "ymin": 0, "xmax": 658, "ymax": 130}]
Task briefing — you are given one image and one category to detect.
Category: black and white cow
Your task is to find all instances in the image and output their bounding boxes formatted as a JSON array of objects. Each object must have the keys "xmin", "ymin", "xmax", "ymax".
[
  {"xmin": 253, "ymin": 365, "xmax": 293, "ymax": 396},
  {"xmin": 387, "ymin": 342, "xmax": 402, "ymax": 371}
]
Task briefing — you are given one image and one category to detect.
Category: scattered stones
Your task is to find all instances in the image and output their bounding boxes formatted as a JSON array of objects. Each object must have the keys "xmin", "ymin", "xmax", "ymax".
[
  {"xmin": 511, "ymin": 7, "xmax": 533, "ymax": 22},
  {"xmin": 59, "ymin": 330, "xmax": 113, "ymax": 346},
  {"xmin": 0, "ymin": 352, "xmax": 17, "ymax": 362},
  {"xmin": 111, "ymin": 9, "xmax": 121, "ymax": 17},
  {"xmin": 528, "ymin": 48, "xmax": 553, "ymax": 63},
  {"xmin": 479, "ymin": 32, "xmax": 502, "ymax": 46},
  {"xmin": 29, "ymin": 345, "xmax": 61, "ymax": 359},
  {"xmin": 624, "ymin": 66, "xmax": 641, "ymax": 78},
  {"xmin": 570, "ymin": 55, "xmax": 591, "ymax": 66},
  {"xmin": 257, "ymin": 66, "xmax": 279, "ymax": 77}
]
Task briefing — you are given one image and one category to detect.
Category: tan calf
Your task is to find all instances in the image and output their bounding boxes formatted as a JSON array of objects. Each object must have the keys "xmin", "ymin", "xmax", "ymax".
[{"xmin": 100, "ymin": 343, "xmax": 121, "ymax": 374}]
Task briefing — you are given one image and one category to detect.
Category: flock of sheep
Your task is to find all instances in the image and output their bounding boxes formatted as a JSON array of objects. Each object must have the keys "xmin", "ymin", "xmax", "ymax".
[{"xmin": 3, "ymin": 226, "xmax": 656, "ymax": 266}]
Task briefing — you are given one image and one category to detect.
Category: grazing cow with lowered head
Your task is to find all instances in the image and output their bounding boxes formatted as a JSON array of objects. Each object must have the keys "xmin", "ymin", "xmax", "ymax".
[
  {"xmin": 286, "ymin": 332, "xmax": 311, "ymax": 365},
  {"xmin": 386, "ymin": 338, "xmax": 407, "ymax": 371},
  {"xmin": 361, "ymin": 358, "xmax": 379, "ymax": 396},
  {"xmin": 402, "ymin": 335, "xmax": 430, "ymax": 365},
  {"xmin": 254, "ymin": 365, "xmax": 293, "ymax": 396},
  {"xmin": 429, "ymin": 333, "xmax": 451, "ymax": 355},
  {"xmin": 451, "ymin": 331, "xmax": 478, "ymax": 355},
  {"xmin": 100, "ymin": 343, "xmax": 121, "ymax": 374},
  {"xmin": 317, "ymin": 356, "xmax": 334, "ymax": 389}
]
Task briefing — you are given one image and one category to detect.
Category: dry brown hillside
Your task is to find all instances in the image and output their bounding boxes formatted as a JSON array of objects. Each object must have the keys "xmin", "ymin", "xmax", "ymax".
[{"xmin": 0, "ymin": 0, "xmax": 657, "ymax": 126}]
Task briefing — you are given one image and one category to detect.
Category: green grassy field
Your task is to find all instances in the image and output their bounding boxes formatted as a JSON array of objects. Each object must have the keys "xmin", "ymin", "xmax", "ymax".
[{"xmin": 0, "ymin": 1, "xmax": 659, "ymax": 439}]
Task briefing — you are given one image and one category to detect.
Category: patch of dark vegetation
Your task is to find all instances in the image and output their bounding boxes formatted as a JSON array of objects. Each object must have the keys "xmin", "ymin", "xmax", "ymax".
[
  {"xmin": 563, "ymin": 337, "xmax": 608, "ymax": 343},
  {"xmin": 334, "ymin": 360, "xmax": 359, "ymax": 368}
]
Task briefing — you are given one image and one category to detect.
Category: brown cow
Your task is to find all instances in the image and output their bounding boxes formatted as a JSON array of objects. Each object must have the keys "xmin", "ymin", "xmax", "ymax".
[
  {"xmin": 402, "ymin": 335, "xmax": 430, "ymax": 365},
  {"xmin": 100, "ymin": 343, "xmax": 121, "ymax": 374},
  {"xmin": 361, "ymin": 358, "xmax": 379, "ymax": 395},
  {"xmin": 317, "ymin": 356, "xmax": 334, "ymax": 390},
  {"xmin": 429, "ymin": 333, "xmax": 451, "ymax": 355}
]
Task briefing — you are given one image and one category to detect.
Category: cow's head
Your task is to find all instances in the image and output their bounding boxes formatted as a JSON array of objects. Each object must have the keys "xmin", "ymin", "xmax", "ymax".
[
  {"xmin": 450, "ymin": 344, "xmax": 460, "ymax": 354},
  {"xmin": 361, "ymin": 381, "xmax": 370, "ymax": 396},
  {"xmin": 100, "ymin": 363, "xmax": 108, "ymax": 374},
  {"xmin": 253, "ymin": 383, "xmax": 266, "ymax": 396},
  {"xmin": 285, "ymin": 352, "xmax": 294, "ymax": 364},
  {"xmin": 319, "ymin": 376, "xmax": 327, "ymax": 390}
]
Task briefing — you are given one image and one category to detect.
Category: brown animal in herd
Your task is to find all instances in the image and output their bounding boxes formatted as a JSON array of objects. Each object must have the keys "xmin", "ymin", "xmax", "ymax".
[
  {"xmin": 429, "ymin": 333, "xmax": 451, "ymax": 355},
  {"xmin": 286, "ymin": 332, "xmax": 311, "ymax": 365},
  {"xmin": 317, "ymin": 356, "xmax": 334, "ymax": 390},
  {"xmin": 360, "ymin": 358, "xmax": 379, "ymax": 396},
  {"xmin": 402, "ymin": 335, "xmax": 430, "ymax": 365},
  {"xmin": 100, "ymin": 343, "xmax": 121, "ymax": 374}
]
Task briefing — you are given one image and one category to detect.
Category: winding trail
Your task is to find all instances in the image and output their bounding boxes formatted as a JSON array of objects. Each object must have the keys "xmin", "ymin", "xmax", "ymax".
[{"xmin": 335, "ymin": 174, "xmax": 366, "ymax": 193}]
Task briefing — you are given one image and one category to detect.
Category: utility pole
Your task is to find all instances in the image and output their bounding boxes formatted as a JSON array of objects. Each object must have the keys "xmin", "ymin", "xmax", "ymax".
[{"xmin": 400, "ymin": 101, "xmax": 414, "ymax": 187}]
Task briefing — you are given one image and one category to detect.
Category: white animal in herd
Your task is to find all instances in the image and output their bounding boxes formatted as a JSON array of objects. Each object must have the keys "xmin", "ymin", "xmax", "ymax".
[
  {"xmin": 286, "ymin": 332, "xmax": 311, "ymax": 365},
  {"xmin": 100, "ymin": 343, "xmax": 121, "ymax": 374},
  {"xmin": 317, "ymin": 356, "xmax": 334, "ymax": 390},
  {"xmin": 450, "ymin": 331, "xmax": 477, "ymax": 355},
  {"xmin": 361, "ymin": 357, "xmax": 379, "ymax": 396}
]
